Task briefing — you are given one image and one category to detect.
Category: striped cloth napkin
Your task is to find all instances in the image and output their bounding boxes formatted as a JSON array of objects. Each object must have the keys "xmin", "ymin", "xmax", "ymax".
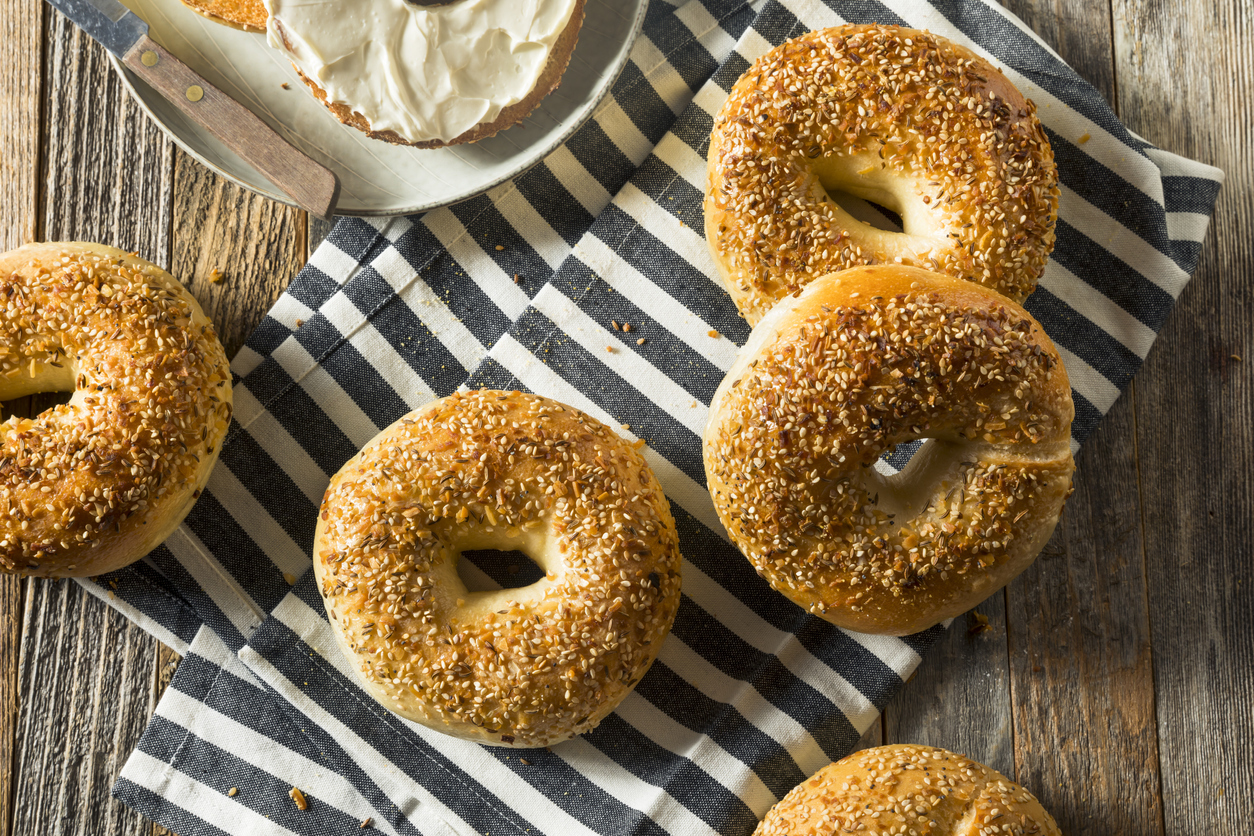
[{"xmin": 96, "ymin": 0, "xmax": 1222, "ymax": 834}]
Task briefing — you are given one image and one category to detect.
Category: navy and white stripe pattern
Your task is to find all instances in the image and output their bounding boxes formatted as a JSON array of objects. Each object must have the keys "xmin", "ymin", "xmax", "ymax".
[{"xmin": 110, "ymin": 0, "xmax": 1222, "ymax": 834}]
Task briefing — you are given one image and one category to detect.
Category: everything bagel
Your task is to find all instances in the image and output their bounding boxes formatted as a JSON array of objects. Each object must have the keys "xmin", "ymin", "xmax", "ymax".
[
  {"xmin": 0, "ymin": 243, "xmax": 232, "ymax": 577},
  {"xmin": 755, "ymin": 744, "xmax": 1061, "ymax": 836},
  {"xmin": 703, "ymin": 266, "xmax": 1074, "ymax": 635},
  {"xmin": 705, "ymin": 24, "xmax": 1059, "ymax": 325},
  {"xmin": 314, "ymin": 390, "xmax": 682, "ymax": 747}
]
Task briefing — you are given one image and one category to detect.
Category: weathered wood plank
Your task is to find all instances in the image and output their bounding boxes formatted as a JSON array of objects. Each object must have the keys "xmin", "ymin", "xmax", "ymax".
[
  {"xmin": 170, "ymin": 152, "xmax": 306, "ymax": 357},
  {"xmin": 1007, "ymin": 395, "xmax": 1164, "ymax": 836},
  {"xmin": 850, "ymin": 715, "xmax": 883, "ymax": 755},
  {"xmin": 0, "ymin": 2, "xmax": 41, "ymax": 250},
  {"xmin": 0, "ymin": 6, "xmax": 44, "ymax": 836},
  {"xmin": 308, "ymin": 215, "xmax": 334, "ymax": 258},
  {"xmin": 9, "ymin": 13, "xmax": 176, "ymax": 835},
  {"xmin": 884, "ymin": 594, "xmax": 1014, "ymax": 777},
  {"xmin": 13, "ymin": 579, "xmax": 158, "ymax": 835},
  {"xmin": 1114, "ymin": 0, "xmax": 1254, "ymax": 832}
]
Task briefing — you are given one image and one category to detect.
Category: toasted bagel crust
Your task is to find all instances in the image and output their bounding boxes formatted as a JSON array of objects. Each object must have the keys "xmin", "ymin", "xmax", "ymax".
[
  {"xmin": 315, "ymin": 390, "xmax": 682, "ymax": 746},
  {"xmin": 705, "ymin": 25, "xmax": 1058, "ymax": 325},
  {"xmin": 0, "ymin": 243, "xmax": 232, "ymax": 577},
  {"xmin": 704, "ymin": 266, "xmax": 1074, "ymax": 635},
  {"xmin": 756, "ymin": 745, "xmax": 1061, "ymax": 836}
]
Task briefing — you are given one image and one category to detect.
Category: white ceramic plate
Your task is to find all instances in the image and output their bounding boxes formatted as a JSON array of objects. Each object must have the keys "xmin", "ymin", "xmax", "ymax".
[{"xmin": 110, "ymin": 0, "xmax": 649, "ymax": 216}]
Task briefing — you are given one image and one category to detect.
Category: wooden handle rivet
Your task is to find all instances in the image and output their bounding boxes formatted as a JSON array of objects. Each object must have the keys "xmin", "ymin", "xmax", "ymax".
[
  {"xmin": 186, "ymin": 85, "xmax": 205, "ymax": 103},
  {"xmin": 140, "ymin": 50, "xmax": 158, "ymax": 67}
]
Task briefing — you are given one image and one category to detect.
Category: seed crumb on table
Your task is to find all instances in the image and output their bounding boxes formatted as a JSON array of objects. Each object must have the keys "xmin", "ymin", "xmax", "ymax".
[
  {"xmin": 228, "ymin": 787, "xmax": 238, "ymax": 797},
  {"xmin": 289, "ymin": 787, "xmax": 308, "ymax": 810}
]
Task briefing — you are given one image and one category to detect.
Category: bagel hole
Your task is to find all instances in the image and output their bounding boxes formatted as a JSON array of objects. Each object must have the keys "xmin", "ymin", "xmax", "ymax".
[
  {"xmin": 881, "ymin": 439, "xmax": 926, "ymax": 472},
  {"xmin": 1, "ymin": 390, "xmax": 74, "ymax": 422},
  {"xmin": 459, "ymin": 549, "xmax": 545, "ymax": 592},
  {"xmin": 825, "ymin": 188, "xmax": 905, "ymax": 232}
]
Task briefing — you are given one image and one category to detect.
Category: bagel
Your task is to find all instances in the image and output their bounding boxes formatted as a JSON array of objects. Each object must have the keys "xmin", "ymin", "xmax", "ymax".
[
  {"xmin": 0, "ymin": 243, "xmax": 232, "ymax": 577},
  {"xmin": 264, "ymin": 0, "xmax": 586, "ymax": 148},
  {"xmin": 756, "ymin": 744, "xmax": 1060, "ymax": 836},
  {"xmin": 177, "ymin": 0, "xmax": 266, "ymax": 32},
  {"xmin": 705, "ymin": 24, "xmax": 1059, "ymax": 326},
  {"xmin": 313, "ymin": 390, "xmax": 682, "ymax": 747},
  {"xmin": 703, "ymin": 266, "xmax": 1074, "ymax": 635}
]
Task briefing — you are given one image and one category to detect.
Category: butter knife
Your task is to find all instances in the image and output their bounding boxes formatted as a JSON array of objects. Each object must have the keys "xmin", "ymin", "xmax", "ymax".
[{"xmin": 45, "ymin": 0, "xmax": 341, "ymax": 220}]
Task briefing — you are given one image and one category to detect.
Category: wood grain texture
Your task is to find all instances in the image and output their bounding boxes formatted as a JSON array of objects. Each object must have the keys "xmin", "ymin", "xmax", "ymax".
[
  {"xmin": 11, "ymin": 580, "xmax": 158, "ymax": 836},
  {"xmin": 884, "ymin": 595, "xmax": 1014, "ymax": 777},
  {"xmin": 171, "ymin": 151, "xmax": 308, "ymax": 357},
  {"xmin": 307, "ymin": 215, "xmax": 335, "ymax": 257},
  {"xmin": 0, "ymin": 578, "xmax": 18, "ymax": 836},
  {"xmin": 1114, "ymin": 0, "xmax": 1254, "ymax": 832},
  {"xmin": 0, "ymin": 7, "xmax": 44, "ymax": 836},
  {"xmin": 40, "ymin": 13, "xmax": 175, "ymax": 259},
  {"xmin": 850, "ymin": 715, "xmax": 883, "ymax": 755},
  {"xmin": 1008, "ymin": 395, "xmax": 1164, "ymax": 836},
  {"xmin": 0, "ymin": 2, "xmax": 41, "ymax": 249}
]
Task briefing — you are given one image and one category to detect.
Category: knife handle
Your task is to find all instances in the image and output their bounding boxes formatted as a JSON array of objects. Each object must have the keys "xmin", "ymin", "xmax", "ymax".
[{"xmin": 123, "ymin": 35, "xmax": 340, "ymax": 220}]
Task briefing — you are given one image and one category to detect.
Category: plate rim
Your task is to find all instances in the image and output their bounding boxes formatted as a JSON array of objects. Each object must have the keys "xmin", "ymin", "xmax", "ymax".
[{"xmin": 109, "ymin": 0, "xmax": 649, "ymax": 218}]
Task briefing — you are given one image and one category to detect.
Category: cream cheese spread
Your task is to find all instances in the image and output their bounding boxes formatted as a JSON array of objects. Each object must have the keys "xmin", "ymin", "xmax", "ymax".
[{"xmin": 264, "ymin": 0, "xmax": 580, "ymax": 144}]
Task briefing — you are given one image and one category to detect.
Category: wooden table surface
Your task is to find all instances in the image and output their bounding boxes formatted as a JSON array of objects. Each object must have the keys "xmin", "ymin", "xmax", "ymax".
[{"xmin": 0, "ymin": 1, "xmax": 1249, "ymax": 833}]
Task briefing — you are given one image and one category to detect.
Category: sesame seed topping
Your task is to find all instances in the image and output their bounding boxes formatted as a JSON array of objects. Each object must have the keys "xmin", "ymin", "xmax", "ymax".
[
  {"xmin": 0, "ymin": 244, "xmax": 232, "ymax": 577},
  {"xmin": 757, "ymin": 744, "xmax": 1060, "ymax": 836},
  {"xmin": 704, "ymin": 268, "xmax": 1074, "ymax": 634},
  {"xmin": 316, "ymin": 390, "xmax": 682, "ymax": 746},
  {"xmin": 705, "ymin": 24, "xmax": 1059, "ymax": 325}
]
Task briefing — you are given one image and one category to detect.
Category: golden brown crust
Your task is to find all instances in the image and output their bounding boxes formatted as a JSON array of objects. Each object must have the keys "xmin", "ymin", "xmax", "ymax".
[
  {"xmin": 0, "ymin": 243, "xmax": 233, "ymax": 577},
  {"xmin": 756, "ymin": 744, "xmax": 1061, "ymax": 836},
  {"xmin": 177, "ymin": 0, "xmax": 267, "ymax": 32},
  {"xmin": 705, "ymin": 24, "xmax": 1059, "ymax": 325},
  {"xmin": 314, "ymin": 390, "xmax": 682, "ymax": 747},
  {"xmin": 703, "ymin": 266, "xmax": 1074, "ymax": 635},
  {"xmin": 289, "ymin": 0, "xmax": 586, "ymax": 148}
]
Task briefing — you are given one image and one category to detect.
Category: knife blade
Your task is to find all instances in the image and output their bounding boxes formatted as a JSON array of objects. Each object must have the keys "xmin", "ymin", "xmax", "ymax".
[
  {"xmin": 48, "ymin": 0, "xmax": 148, "ymax": 58},
  {"xmin": 43, "ymin": 0, "xmax": 341, "ymax": 220}
]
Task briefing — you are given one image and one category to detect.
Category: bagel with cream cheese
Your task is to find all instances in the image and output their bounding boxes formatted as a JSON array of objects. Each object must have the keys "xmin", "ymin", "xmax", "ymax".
[{"xmin": 265, "ymin": 0, "xmax": 586, "ymax": 148}]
